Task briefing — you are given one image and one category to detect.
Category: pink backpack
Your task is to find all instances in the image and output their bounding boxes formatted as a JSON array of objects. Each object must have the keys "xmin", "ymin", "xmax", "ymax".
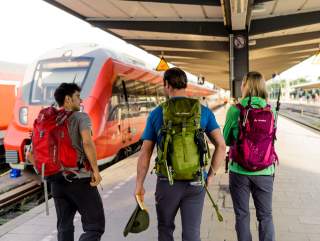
[{"xmin": 229, "ymin": 101, "xmax": 279, "ymax": 171}]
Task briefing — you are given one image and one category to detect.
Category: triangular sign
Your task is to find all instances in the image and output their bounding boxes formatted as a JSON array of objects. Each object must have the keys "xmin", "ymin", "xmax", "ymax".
[{"xmin": 156, "ymin": 57, "xmax": 169, "ymax": 71}]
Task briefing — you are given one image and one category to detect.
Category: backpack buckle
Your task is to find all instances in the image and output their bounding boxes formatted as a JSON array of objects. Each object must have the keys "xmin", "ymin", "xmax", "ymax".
[{"xmin": 62, "ymin": 171, "xmax": 80, "ymax": 182}]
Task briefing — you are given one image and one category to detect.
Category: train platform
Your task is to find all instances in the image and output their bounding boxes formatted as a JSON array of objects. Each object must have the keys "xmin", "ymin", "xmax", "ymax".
[{"xmin": 0, "ymin": 106, "xmax": 320, "ymax": 241}]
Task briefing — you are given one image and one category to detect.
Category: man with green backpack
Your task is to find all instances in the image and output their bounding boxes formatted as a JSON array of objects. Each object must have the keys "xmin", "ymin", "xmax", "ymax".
[{"xmin": 135, "ymin": 67, "xmax": 226, "ymax": 241}]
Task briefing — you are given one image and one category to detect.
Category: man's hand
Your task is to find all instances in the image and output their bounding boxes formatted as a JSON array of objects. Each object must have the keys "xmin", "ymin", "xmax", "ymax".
[
  {"xmin": 26, "ymin": 151, "xmax": 35, "ymax": 165},
  {"xmin": 206, "ymin": 169, "xmax": 215, "ymax": 186},
  {"xmin": 135, "ymin": 140, "xmax": 154, "ymax": 202},
  {"xmin": 90, "ymin": 170, "xmax": 102, "ymax": 187},
  {"xmin": 207, "ymin": 128, "xmax": 226, "ymax": 185},
  {"xmin": 135, "ymin": 185, "xmax": 146, "ymax": 202}
]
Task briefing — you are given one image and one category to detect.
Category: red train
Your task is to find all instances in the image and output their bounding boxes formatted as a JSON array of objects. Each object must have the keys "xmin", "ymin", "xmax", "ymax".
[
  {"xmin": 4, "ymin": 43, "xmax": 214, "ymax": 168},
  {"xmin": 0, "ymin": 80, "xmax": 19, "ymax": 164}
]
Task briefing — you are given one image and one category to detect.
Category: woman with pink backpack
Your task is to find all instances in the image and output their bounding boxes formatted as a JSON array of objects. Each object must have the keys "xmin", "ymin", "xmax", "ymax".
[{"xmin": 223, "ymin": 71, "xmax": 279, "ymax": 241}]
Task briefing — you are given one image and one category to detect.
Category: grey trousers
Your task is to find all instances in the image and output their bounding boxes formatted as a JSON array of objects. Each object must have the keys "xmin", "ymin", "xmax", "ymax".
[
  {"xmin": 229, "ymin": 172, "xmax": 275, "ymax": 241},
  {"xmin": 155, "ymin": 177, "xmax": 206, "ymax": 241}
]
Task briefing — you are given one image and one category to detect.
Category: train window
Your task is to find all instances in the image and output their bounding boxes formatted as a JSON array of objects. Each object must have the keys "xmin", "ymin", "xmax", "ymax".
[
  {"xmin": 30, "ymin": 58, "xmax": 93, "ymax": 104},
  {"xmin": 108, "ymin": 106, "xmax": 119, "ymax": 121},
  {"xmin": 107, "ymin": 77, "xmax": 162, "ymax": 121}
]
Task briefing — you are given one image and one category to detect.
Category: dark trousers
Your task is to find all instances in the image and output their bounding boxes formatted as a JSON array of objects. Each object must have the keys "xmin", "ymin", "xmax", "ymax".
[
  {"xmin": 229, "ymin": 172, "xmax": 275, "ymax": 241},
  {"xmin": 51, "ymin": 178, "xmax": 105, "ymax": 241},
  {"xmin": 155, "ymin": 177, "xmax": 206, "ymax": 241}
]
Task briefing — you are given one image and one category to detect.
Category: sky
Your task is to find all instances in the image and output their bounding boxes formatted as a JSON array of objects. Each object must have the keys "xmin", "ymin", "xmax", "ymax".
[
  {"xmin": 0, "ymin": 0, "xmax": 159, "ymax": 67},
  {"xmin": 0, "ymin": 0, "xmax": 319, "ymax": 83},
  {"xmin": 277, "ymin": 55, "xmax": 320, "ymax": 82}
]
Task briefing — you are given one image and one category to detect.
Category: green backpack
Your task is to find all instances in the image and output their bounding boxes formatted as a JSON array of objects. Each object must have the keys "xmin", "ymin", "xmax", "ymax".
[{"xmin": 155, "ymin": 98, "xmax": 210, "ymax": 185}]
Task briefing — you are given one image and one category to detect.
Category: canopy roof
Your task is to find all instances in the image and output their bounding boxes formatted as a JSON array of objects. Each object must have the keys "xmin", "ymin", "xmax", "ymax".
[{"xmin": 44, "ymin": 0, "xmax": 320, "ymax": 89}]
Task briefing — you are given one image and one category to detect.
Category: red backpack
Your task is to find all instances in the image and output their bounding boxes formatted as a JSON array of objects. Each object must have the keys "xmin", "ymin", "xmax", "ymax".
[
  {"xmin": 32, "ymin": 107, "xmax": 79, "ymax": 177},
  {"xmin": 229, "ymin": 101, "xmax": 279, "ymax": 171}
]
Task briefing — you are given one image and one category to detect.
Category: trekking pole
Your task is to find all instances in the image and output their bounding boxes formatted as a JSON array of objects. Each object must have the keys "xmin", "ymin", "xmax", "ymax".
[
  {"xmin": 275, "ymin": 87, "xmax": 281, "ymax": 126},
  {"xmin": 164, "ymin": 160, "xmax": 174, "ymax": 185},
  {"xmin": 243, "ymin": 93, "xmax": 252, "ymax": 127},
  {"xmin": 204, "ymin": 185, "xmax": 223, "ymax": 222},
  {"xmin": 273, "ymin": 88, "xmax": 281, "ymax": 146},
  {"xmin": 42, "ymin": 163, "xmax": 49, "ymax": 216},
  {"xmin": 225, "ymin": 154, "xmax": 229, "ymax": 173}
]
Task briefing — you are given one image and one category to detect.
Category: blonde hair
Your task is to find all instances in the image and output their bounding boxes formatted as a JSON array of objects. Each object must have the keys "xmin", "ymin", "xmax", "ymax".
[{"xmin": 242, "ymin": 71, "xmax": 268, "ymax": 99}]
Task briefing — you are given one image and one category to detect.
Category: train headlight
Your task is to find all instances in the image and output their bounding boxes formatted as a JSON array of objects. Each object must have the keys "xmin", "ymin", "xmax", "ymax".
[{"xmin": 19, "ymin": 107, "xmax": 28, "ymax": 125}]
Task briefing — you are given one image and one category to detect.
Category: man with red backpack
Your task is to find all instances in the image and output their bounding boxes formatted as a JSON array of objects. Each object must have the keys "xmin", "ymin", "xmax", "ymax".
[
  {"xmin": 224, "ymin": 72, "xmax": 278, "ymax": 241},
  {"xmin": 30, "ymin": 83, "xmax": 105, "ymax": 241}
]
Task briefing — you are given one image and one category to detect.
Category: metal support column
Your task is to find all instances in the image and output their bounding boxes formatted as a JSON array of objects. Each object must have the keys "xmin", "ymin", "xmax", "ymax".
[{"xmin": 229, "ymin": 30, "xmax": 249, "ymax": 98}]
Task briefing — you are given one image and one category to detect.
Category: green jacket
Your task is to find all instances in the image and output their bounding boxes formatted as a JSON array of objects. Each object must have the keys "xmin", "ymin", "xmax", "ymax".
[{"xmin": 223, "ymin": 97, "xmax": 275, "ymax": 175}]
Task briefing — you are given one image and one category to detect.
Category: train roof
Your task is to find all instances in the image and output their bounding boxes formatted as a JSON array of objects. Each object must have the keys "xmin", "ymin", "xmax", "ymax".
[
  {"xmin": 38, "ymin": 43, "xmax": 147, "ymax": 69},
  {"xmin": 36, "ymin": 43, "xmax": 215, "ymax": 89}
]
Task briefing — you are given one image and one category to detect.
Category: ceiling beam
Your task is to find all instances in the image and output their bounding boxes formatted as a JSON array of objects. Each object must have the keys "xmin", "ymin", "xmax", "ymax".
[
  {"xmin": 250, "ymin": 11, "xmax": 320, "ymax": 35},
  {"xmin": 252, "ymin": 31, "xmax": 320, "ymax": 50},
  {"xmin": 220, "ymin": 0, "xmax": 232, "ymax": 29},
  {"xmin": 174, "ymin": 64, "xmax": 228, "ymax": 71},
  {"xmin": 167, "ymin": 58, "xmax": 228, "ymax": 66},
  {"xmin": 129, "ymin": 40, "xmax": 228, "ymax": 51},
  {"xmin": 122, "ymin": 0, "xmax": 221, "ymax": 6},
  {"xmin": 251, "ymin": 52, "xmax": 315, "ymax": 64},
  {"xmin": 149, "ymin": 50, "xmax": 229, "ymax": 58},
  {"xmin": 251, "ymin": 43, "xmax": 319, "ymax": 58},
  {"xmin": 89, "ymin": 20, "xmax": 228, "ymax": 37},
  {"xmin": 229, "ymin": 0, "xmax": 251, "ymax": 30},
  {"xmin": 254, "ymin": 0, "xmax": 275, "ymax": 3}
]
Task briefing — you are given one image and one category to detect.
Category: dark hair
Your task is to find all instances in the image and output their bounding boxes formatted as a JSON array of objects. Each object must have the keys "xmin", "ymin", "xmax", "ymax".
[
  {"xmin": 54, "ymin": 83, "xmax": 81, "ymax": 107},
  {"xmin": 163, "ymin": 67, "xmax": 187, "ymax": 89}
]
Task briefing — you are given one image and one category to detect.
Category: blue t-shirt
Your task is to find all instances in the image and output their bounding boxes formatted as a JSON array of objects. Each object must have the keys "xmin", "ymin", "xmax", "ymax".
[{"xmin": 142, "ymin": 99, "xmax": 220, "ymax": 144}]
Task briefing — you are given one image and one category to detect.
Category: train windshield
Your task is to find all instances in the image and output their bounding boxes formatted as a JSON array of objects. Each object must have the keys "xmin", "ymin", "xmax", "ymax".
[{"xmin": 30, "ymin": 58, "xmax": 92, "ymax": 104}]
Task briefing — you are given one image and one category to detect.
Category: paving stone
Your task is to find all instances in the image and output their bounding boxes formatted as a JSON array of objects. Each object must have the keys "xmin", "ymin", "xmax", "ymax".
[{"xmin": 308, "ymin": 234, "xmax": 320, "ymax": 241}]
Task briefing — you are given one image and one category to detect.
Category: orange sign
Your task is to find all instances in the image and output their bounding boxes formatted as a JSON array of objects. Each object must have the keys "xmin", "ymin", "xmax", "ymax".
[{"xmin": 156, "ymin": 57, "xmax": 169, "ymax": 71}]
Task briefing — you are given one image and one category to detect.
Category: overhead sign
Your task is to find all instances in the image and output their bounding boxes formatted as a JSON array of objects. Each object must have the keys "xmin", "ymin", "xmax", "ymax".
[{"xmin": 156, "ymin": 57, "xmax": 169, "ymax": 71}]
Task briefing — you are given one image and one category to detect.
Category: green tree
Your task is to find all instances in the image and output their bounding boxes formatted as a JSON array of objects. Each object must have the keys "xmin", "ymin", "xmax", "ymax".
[
  {"xmin": 289, "ymin": 77, "xmax": 307, "ymax": 86},
  {"xmin": 279, "ymin": 79, "xmax": 286, "ymax": 88}
]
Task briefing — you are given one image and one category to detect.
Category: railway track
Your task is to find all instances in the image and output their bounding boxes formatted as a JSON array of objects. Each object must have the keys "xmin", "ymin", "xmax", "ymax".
[
  {"xmin": 279, "ymin": 111, "xmax": 320, "ymax": 132},
  {"xmin": 268, "ymin": 101, "xmax": 320, "ymax": 132},
  {"xmin": 278, "ymin": 103, "xmax": 320, "ymax": 132},
  {"xmin": 0, "ymin": 178, "xmax": 43, "ymax": 225}
]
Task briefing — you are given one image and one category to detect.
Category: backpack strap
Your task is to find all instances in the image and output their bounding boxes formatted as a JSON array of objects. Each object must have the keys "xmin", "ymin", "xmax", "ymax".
[
  {"xmin": 194, "ymin": 100, "xmax": 201, "ymax": 129},
  {"xmin": 235, "ymin": 103, "xmax": 248, "ymax": 135}
]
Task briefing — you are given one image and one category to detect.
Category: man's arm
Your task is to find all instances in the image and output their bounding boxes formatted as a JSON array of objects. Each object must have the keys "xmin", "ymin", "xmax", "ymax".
[
  {"xmin": 80, "ymin": 128, "xmax": 102, "ymax": 187},
  {"xmin": 26, "ymin": 144, "xmax": 34, "ymax": 165},
  {"xmin": 206, "ymin": 128, "xmax": 226, "ymax": 185},
  {"xmin": 135, "ymin": 140, "xmax": 155, "ymax": 201}
]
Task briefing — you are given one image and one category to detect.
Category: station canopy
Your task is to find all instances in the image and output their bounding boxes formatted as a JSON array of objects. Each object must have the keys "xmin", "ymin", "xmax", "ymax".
[
  {"xmin": 293, "ymin": 80, "xmax": 320, "ymax": 90},
  {"xmin": 44, "ymin": 0, "xmax": 320, "ymax": 89}
]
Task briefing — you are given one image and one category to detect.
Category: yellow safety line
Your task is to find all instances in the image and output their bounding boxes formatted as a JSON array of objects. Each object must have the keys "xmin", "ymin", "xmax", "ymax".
[{"xmin": 0, "ymin": 170, "xmax": 10, "ymax": 177}]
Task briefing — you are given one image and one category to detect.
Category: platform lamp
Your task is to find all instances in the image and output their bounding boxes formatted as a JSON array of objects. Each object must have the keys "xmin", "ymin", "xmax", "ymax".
[{"xmin": 311, "ymin": 44, "xmax": 320, "ymax": 64}]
